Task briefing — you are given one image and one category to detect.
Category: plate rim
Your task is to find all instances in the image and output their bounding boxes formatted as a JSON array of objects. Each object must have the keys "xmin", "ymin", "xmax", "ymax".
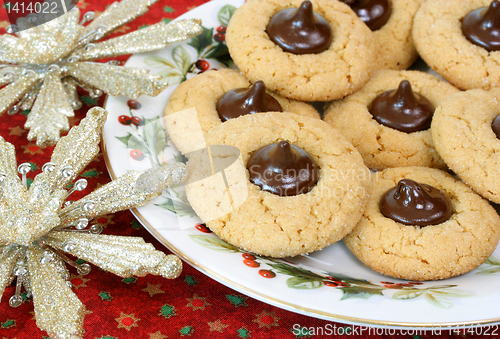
[{"xmin": 101, "ymin": 0, "xmax": 500, "ymax": 328}]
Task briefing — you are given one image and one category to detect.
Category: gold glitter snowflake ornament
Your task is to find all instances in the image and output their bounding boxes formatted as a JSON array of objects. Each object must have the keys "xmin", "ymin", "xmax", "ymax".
[
  {"xmin": 0, "ymin": 0, "xmax": 202, "ymax": 147},
  {"xmin": 0, "ymin": 107, "xmax": 186, "ymax": 339}
]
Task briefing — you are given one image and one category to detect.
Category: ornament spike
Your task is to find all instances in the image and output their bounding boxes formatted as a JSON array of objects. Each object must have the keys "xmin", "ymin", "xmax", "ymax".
[
  {"xmin": 76, "ymin": 19, "xmax": 203, "ymax": 61},
  {"xmin": 24, "ymin": 71, "xmax": 73, "ymax": 147},
  {"xmin": 27, "ymin": 246, "xmax": 85, "ymax": 339},
  {"xmin": 48, "ymin": 107, "xmax": 107, "ymax": 190},
  {"xmin": 0, "ymin": 74, "xmax": 42, "ymax": 116},
  {"xmin": 66, "ymin": 62, "xmax": 168, "ymax": 98},
  {"xmin": 59, "ymin": 163, "xmax": 186, "ymax": 225},
  {"xmin": 47, "ymin": 232, "xmax": 182, "ymax": 279},
  {"xmin": 84, "ymin": 0, "xmax": 159, "ymax": 38}
]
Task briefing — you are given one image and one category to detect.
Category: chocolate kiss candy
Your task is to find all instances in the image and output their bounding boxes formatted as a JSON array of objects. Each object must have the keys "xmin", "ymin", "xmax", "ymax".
[
  {"xmin": 462, "ymin": 0, "xmax": 500, "ymax": 51},
  {"xmin": 266, "ymin": 0, "xmax": 332, "ymax": 55},
  {"xmin": 216, "ymin": 81, "xmax": 283, "ymax": 122},
  {"xmin": 341, "ymin": 0, "xmax": 391, "ymax": 31},
  {"xmin": 492, "ymin": 115, "xmax": 500, "ymax": 139},
  {"xmin": 369, "ymin": 80, "xmax": 435, "ymax": 133},
  {"xmin": 247, "ymin": 140, "xmax": 319, "ymax": 196},
  {"xmin": 380, "ymin": 179, "xmax": 453, "ymax": 226}
]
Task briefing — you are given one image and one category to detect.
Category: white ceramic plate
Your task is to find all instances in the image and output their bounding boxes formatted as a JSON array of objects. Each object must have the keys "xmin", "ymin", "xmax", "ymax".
[{"xmin": 103, "ymin": 0, "xmax": 500, "ymax": 329}]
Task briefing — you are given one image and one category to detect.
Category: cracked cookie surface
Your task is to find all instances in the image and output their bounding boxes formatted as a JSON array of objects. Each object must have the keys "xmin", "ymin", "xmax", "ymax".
[
  {"xmin": 412, "ymin": 0, "xmax": 500, "ymax": 90},
  {"xmin": 226, "ymin": 0, "xmax": 375, "ymax": 102},
  {"xmin": 186, "ymin": 112, "xmax": 372, "ymax": 258},
  {"xmin": 344, "ymin": 167, "xmax": 500, "ymax": 281},
  {"xmin": 324, "ymin": 70, "xmax": 459, "ymax": 170},
  {"xmin": 431, "ymin": 89, "xmax": 500, "ymax": 203},
  {"xmin": 371, "ymin": 0, "xmax": 426, "ymax": 70}
]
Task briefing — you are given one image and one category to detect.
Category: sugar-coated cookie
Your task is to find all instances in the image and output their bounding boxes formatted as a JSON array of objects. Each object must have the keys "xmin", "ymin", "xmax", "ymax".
[
  {"xmin": 226, "ymin": 0, "xmax": 375, "ymax": 101},
  {"xmin": 344, "ymin": 167, "xmax": 500, "ymax": 281},
  {"xmin": 432, "ymin": 88, "xmax": 500, "ymax": 203},
  {"xmin": 164, "ymin": 69, "xmax": 319, "ymax": 155},
  {"xmin": 343, "ymin": 0, "xmax": 426, "ymax": 70},
  {"xmin": 324, "ymin": 70, "xmax": 459, "ymax": 170},
  {"xmin": 413, "ymin": 0, "xmax": 500, "ymax": 90},
  {"xmin": 186, "ymin": 112, "xmax": 372, "ymax": 258}
]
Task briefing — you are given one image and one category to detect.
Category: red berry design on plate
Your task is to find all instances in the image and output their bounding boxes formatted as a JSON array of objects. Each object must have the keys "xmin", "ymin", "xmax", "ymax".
[
  {"xmin": 127, "ymin": 100, "xmax": 141, "ymax": 110},
  {"xmin": 242, "ymin": 253, "xmax": 256, "ymax": 260},
  {"xmin": 216, "ymin": 25, "xmax": 227, "ymax": 34},
  {"xmin": 130, "ymin": 149, "xmax": 145, "ymax": 161},
  {"xmin": 195, "ymin": 223, "xmax": 212, "ymax": 233},
  {"xmin": 258, "ymin": 269, "xmax": 276, "ymax": 278},
  {"xmin": 118, "ymin": 115, "xmax": 133, "ymax": 125},
  {"xmin": 213, "ymin": 33, "xmax": 225, "ymax": 43},
  {"xmin": 243, "ymin": 259, "xmax": 259, "ymax": 268},
  {"xmin": 195, "ymin": 59, "xmax": 210, "ymax": 71},
  {"xmin": 132, "ymin": 116, "xmax": 144, "ymax": 126}
]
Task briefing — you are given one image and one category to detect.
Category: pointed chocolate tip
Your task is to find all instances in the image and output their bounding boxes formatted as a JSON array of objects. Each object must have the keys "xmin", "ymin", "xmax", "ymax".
[{"xmin": 278, "ymin": 140, "xmax": 291, "ymax": 150}]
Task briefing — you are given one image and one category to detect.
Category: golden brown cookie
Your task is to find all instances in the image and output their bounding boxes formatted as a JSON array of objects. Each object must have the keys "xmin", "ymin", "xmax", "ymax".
[
  {"xmin": 345, "ymin": 0, "xmax": 425, "ymax": 70},
  {"xmin": 186, "ymin": 112, "xmax": 372, "ymax": 258},
  {"xmin": 324, "ymin": 70, "xmax": 459, "ymax": 170},
  {"xmin": 431, "ymin": 88, "xmax": 500, "ymax": 203},
  {"xmin": 226, "ymin": 0, "xmax": 375, "ymax": 102},
  {"xmin": 164, "ymin": 69, "xmax": 319, "ymax": 155},
  {"xmin": 344, "ymin": 166, "xmax": 500, "ymax": 281},
  {"xmin": 413, "ymin": 0, "xmax": 500, "ymax": 90}
]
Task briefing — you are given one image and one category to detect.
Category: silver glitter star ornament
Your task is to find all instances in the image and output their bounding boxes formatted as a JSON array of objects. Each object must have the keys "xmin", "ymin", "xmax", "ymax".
[
  {"xmin": 0, "ymin": 107, "xmax": 186, "ymax": 339},
  {"xmin": 0, "ymin": 0, "xmax": 202, "ymax": 147}
]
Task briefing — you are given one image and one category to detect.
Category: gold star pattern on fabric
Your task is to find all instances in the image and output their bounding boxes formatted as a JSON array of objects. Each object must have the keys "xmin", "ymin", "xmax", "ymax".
[
  {"xmin": 8, "ymin": 126, "xmax": 26, "ymax": 136},
  {"xmin": 21, "ymin": 142, "xmax": 44, "ymax": 155},
  {"xmin": 115, "ymin": 312, "xmax": 140, "ymax": 331},
  {"xmin": 92, "ymin": 214, "xmax": 114, "ymax": 229},
  {"xmin": 186, "ymin": 294, "xmax": 210, "ymax": 311},
  {"xmin": 142, "ymin": 283, "xmax": 165, "ymax": 297},
  {"xmin": 149, "ymin": 331, "xmax": 168, "ymax": 339},
  {"xmin": 253, "ymin": 310, "xmax": 280, "ymax": 329},
  {"xmin": 208, "ymin": 319, "xmax": 229, "ymax": 333},
  {"xmin": 69, "ymin": 274, "xmax": 91, "ymax": 290}
]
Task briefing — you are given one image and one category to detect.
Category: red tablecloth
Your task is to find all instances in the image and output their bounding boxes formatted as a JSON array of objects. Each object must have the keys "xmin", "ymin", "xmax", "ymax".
[{"xmin": 0, "ymin": 0, "xmax": 487, "ymax": 338}]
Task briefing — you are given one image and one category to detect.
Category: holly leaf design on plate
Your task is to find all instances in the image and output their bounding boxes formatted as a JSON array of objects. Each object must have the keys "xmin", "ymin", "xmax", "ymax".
[
  {"xmin": 116, "ymin": 133, "xmax": 150, "ymax": 154},
  {"xmin": 189, "ymin": 235, "xmax": 240, "ymax": 253},
  {"xmin": 424, "ymin": 291, "xmax": 453, "ymax": 309},
  {"xmin": 157, "ymin": 68, "xmax": 184, "ymax": 86},
  {"xmin": 324, "ymin": 272, "xmax": 378, "ymax": 287},
  {"xmin": 340, "ymin": 286, "xmax": 384, "ymax": 300},
  {"xmin": 144, "ymin": 56, "xmax": 176, "ymax": 69},
  {"xmin": 172, "ymin": 45, "xmax": 192, "ymax": 74},
  {"xmin": 205, "ymin": 43, "xmax": 232, "ymax": 67},
  {"xmin": 286, "ymin": 277, "xmax": 323, "ymax": 290},
  {"xmin": 155, "ymin": 187, "xmax": 195, "ymax": 217},
  {"xmin": 218, "ymin": 5, "xmax": 237, "ymax": 26},
  {"xmin": 392, "ymin": 289, "xmax": 425, "ymax": 300},
  {"xmin": 266, "ymin": 262, "xmax": 324, "ymax": 280},
  {"xmin": 188, "ymin": 26, "xmax": 214, "ymax": 56},
  {"xmin": 141, "ymin": 116, "xmax": 170, "ymax": 157},
  {"xmin": 475, "ymin": 255, "xmax": 500, "ymax": 275},
  {"xmin": 155, "ymin": 197, "xmax": 195, "ymax": 217}
]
